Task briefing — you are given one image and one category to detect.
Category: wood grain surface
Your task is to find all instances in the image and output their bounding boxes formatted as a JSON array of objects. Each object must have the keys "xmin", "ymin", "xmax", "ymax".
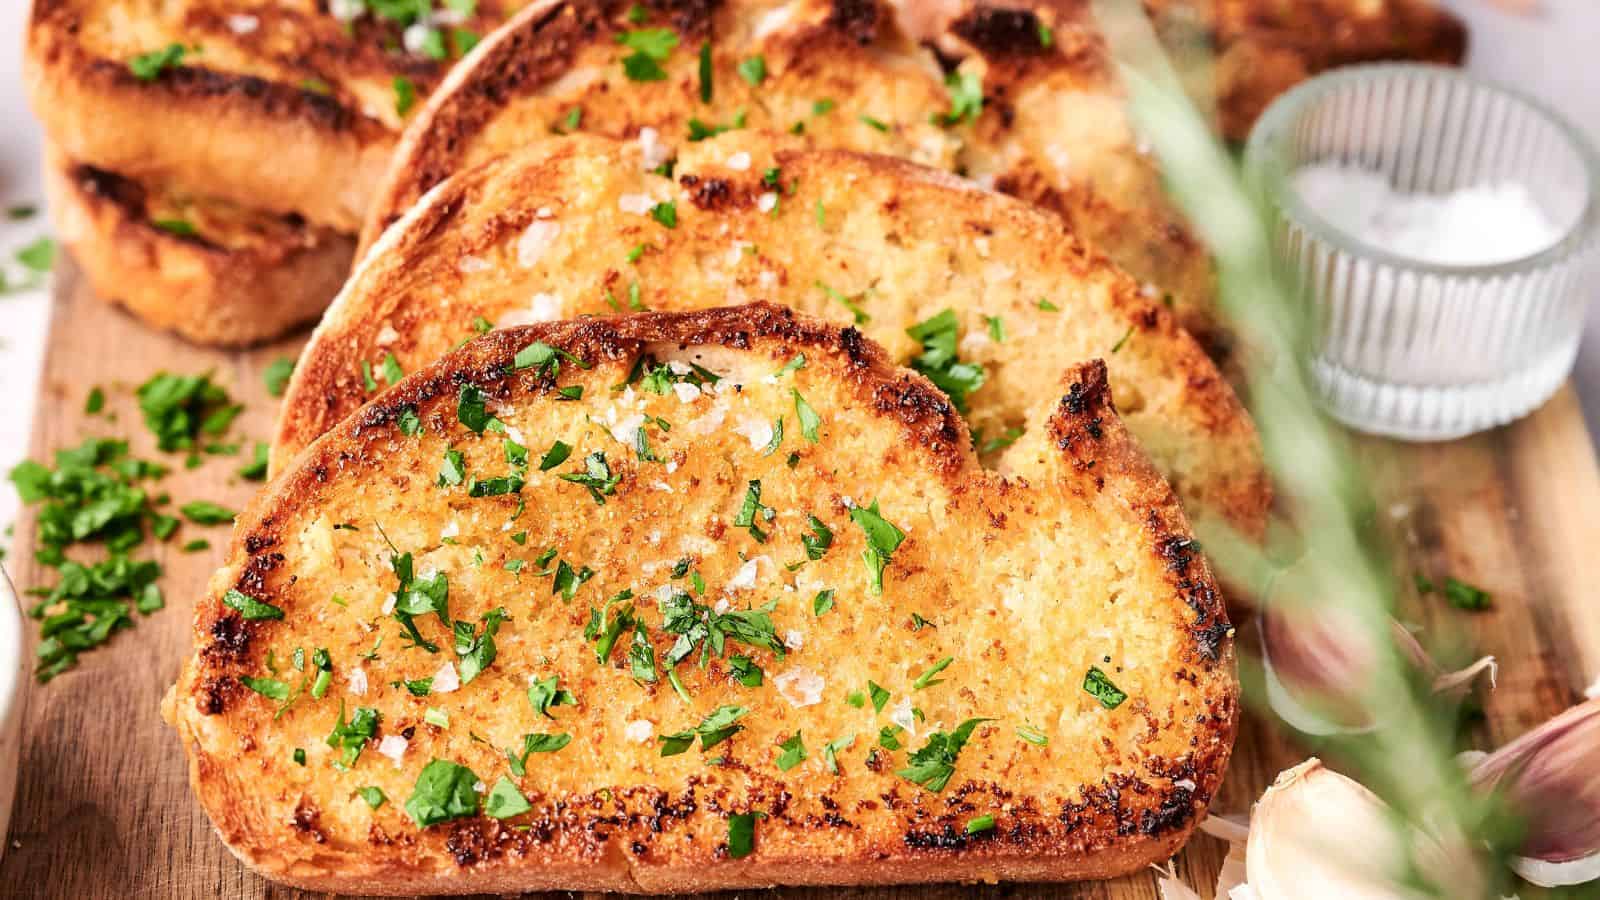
[{"xmin": 2, "ymin": 263, "xmax": 1596, "ymax": 899}]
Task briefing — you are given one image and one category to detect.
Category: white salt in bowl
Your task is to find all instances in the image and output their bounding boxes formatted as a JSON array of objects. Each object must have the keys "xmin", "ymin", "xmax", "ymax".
[
  {"xmin": 1245, "ymin": 64, "xmax": 1600, "ymax": 440},
  {"xmin": 0, "ymin": 568, "xmax": 23, "ymax": 858}
]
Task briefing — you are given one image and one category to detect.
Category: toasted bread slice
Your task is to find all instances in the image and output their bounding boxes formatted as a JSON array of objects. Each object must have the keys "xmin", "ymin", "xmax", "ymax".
[
  {"xmin": 168, "ymin": 304, "xmax": 1237, "ymax": 893},
  {"xmin": 276, "ymin": 133, "xmax": 1269, "ymax": 550},
  {"xmin": 44, "ymin": 149, "xmax": 355, "ymax": 347},
  {"xmin": 359, "ymin": 0, "xmax": 1223, "ymax": 347},
  {"xmin": 25, "ymin": 0, "xmax": 521, "ymax": 233},
  {"xmin": 901, "ymin": 1, "xmax": 1466, "ymax": 141}
]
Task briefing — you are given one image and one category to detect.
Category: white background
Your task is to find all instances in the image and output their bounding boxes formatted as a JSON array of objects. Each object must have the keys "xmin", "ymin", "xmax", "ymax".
[{"xmin": 0, "ymin": 1, "xmax": 1597, "ymax": 545}]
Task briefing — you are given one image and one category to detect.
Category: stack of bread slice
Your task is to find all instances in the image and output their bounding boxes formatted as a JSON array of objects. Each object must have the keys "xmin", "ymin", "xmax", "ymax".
[{"xmin": 26, "ymin": 0, "xmax": 1463, "ymax": 349}]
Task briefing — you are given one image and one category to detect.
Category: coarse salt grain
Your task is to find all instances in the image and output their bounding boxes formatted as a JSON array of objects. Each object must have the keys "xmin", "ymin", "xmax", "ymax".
[
  {"xmin": 518, "ymin": 220, "xmax": 561, "ymax": 267},
  {"xmin": 728, "ymin": 558, "xmax": 760, "ymax": 590},
  {"xmin": 638, "ymin": 127, "xmax": 673, "ymax": 171},
  {"xmin": 348, "ymin": 667, "xmax": 369, "ymax": 695},
  {"xmin": 432, "ymin": 661, "xmax": 461, "ymax": 693},
  {"xmin": 375, "ymin": 324, "xmax": 400, "ymax": 346},
  {"xmin": 619, "ymin": 193, "xmax": 656, "ymax": 215},
  {"xmin": 758, "ymin": 192, "xmax": 778, "ymax": 213},
  {"xmin": 625, "ymin": 720, "xmax": 655, "ymax": 742},
  {"xmin": 773, "ymin": 667, "xmax": 826, "ymax": 707},
  {"xmin": 378, "ymin": 735, "xmax": 409, "ymax": 764},
  {"xmin": 726, "ymin": 151, "xmax": 752, "ymax": 171},
  {"xmin": 227, "ymin": 14, "xmax": 259, "ymax": 33},
  {"xmin": 734, "ymin": 415, "xmax": 774, "ymax": 451}
]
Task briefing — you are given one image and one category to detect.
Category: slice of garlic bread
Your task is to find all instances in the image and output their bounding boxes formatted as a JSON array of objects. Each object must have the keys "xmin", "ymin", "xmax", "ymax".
[
  {"xmin": 25, "ymin": 0, "xmax": 523, "ymax": 233},
  {"xmin": 44, "ymin": 150, "xmax": 354, "ymax": 347},
  {"xmin": 275, "ymin": 133, "xmax": 1269, "ymax": 551},
  {"xmin": 360, "ymin": 0, "xmax": 1222, "ymax": 347},
  {"xmin": 169, "ymin": 304, "xmax": 1237, "ymax": 893}
]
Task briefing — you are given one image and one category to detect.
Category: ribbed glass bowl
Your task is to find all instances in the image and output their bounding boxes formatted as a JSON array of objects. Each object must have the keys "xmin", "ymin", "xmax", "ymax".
[{"xmin": 1244, "ymin": 64, "xmax": 1600, "ymax": 440}]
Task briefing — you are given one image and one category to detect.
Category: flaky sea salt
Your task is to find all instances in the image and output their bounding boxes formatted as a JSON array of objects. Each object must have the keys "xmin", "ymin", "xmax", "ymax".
[{"xmin": 1292, "ymin": 163, "xmax": 1562, "ymax": 265}]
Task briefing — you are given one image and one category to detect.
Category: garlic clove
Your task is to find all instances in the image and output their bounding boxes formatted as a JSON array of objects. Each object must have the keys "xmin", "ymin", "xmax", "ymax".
[
  {"xmin": 1261, "ymin": 610, "xmax": 1496, "ymax": 735},
  {"xmin": 1259, "ymin": 607, "xmax": 1381, "ymax": 734},
  {"xmin": 1468, "ymin": 698, "xmax": 1600, "ymax": 887},
  {"xmin": 1246, "ymin": 759, "xmax": 1441, "ymax": 900}
]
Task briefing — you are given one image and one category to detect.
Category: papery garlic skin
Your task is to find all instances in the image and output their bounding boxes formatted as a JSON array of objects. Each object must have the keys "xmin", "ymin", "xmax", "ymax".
[{"xmin": 1469, "ymin": 698, "xmax": 1600, "ymax": 887}]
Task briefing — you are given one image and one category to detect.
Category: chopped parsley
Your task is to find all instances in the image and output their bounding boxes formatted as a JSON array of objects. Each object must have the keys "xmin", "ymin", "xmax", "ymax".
[
  {"xmin": 453, "ymin": 607, "xmax": 508, "ymax": 684},
  {"xmin": 912, "ymin": 656, "xmax": 953, "ymax": 690},
  {"xmin": 325, "ymin": 703, "xmax": 380, "ymax": 766},
  {"xmin": 136, "ymin": 372, "xmax": 239, "ymax": 452},
  {"xmin": 527, "ymin": 675, "xmax": 576, "ymax": 718},
  {"xmin": 859, "ymin": 114, "xmax": 889, "ymax": 132},
  {"xmin": 484, "ymin": 776, "xmax": 532, "ymax": 819},
  {"xmin": 559, "ymin": 451, "xmax": 620, "ymax": 504},
  {"xmin": 1037, "ymin": 297, "xmax": 1060, "ymax": 312},
  {"xmin": 129, "ymin": 44, "xmax": 188, "ymax": 81},
  {"xmin": 728, "ymin": 654, "xmax": 763, "ymax": 687},
  {"xmin": 906, "ymin": 309, "xmax": 986, "ymax": 412},
  {"xmin": 618, "ymin": 28, "xmax": 677, "ymax": 81},
  {"xmin": 539, "ymin": 440, "xmax": 573, "ymax": 471},
  {"xmin": 1110, "ymin": 325, "xmax": 1134, "ymax": 354},
  {"xmin": 966, "ymin": 814, "xmax": 996, "ymax": 834},
  {"xmin": 868, "ymin": 681, "xmax": 890, "ymax": 713},
  {"xmin": 849, "ymin": 501, "xmax": 904, "ymax": 595},
  {"xmin": 239, "ymin": 442, "xmax": 270, "ymax": 481},
  {"xmin": 897, "ymin": 718, "xmax": 990, "ymax": 792},
  {"xmin": 456, "ymin": 385, "xmax": 498, "ymax": 433},
  {"xmin": 1442, "ymin": 577, "xmax": 1492, "ymax": 610},
  {"xmin": 792, "ymin": 389, "xmax": 822, "ymax": 442},
  {"xmin": 1017, "ymin": 724, "xmax": 1049, "ymax": 746},
  {"xmin": 1083, "ymin": 666, "xmax": 1127, "ymax": 709},
  {"xmin": 823, "ymin": 734, "xmax": 854, "ymax": 773},
  {"xmin": 801, "ymin": 515, "xmax": 832, "ymax": 560},
  {"xmin": 404, "ymin": 758, "xmax": 480, "ymax": 827},
  {"xmin": 505, "ymin": 732, "xmax": 571, "ymax": 775},
  {"xmin": 698, "ymin": 41, "xmax": 713, "ymax": 101},
  {"xmin": 357, "ymin": 787, "xmax": 387, "ymax": 809},
  {"xmin": 437, "ymin": 449, "xmax": 466, "ymax": 487},
  {"xmin": 812, "ymin": 589, "xmax": 835, "ymax": 616},
  {"xmin": 650, "ymin": 200, "xmax": 679, "ymax": 228},
  {"xmin": 933, "ymin": 71, "xmax": 983, "ymax": 126},
  {"xmin": 732, "ymin": 480, "xmax": 774, "ymax": 542},
  {"xmin": 659, "ymin": 705, "xmax": 749, "ymax": 756},
  {"xmin": 775, "ymin": 732, "xmax": 807, "ymax": 771},
  {"xmin": 179, "ymin": 500, "xmax": 234, "ymax": 525},
  {"xmin": 815, "ymin": 280, "xmax": 869, "ymax": 324},
  {"xmin": 393, "ymin": 76, "xmax": 417, "ymax": 116},
  {"xmin": 738, "ymin": 55, "xmax": 767, "ymax": 86},
  {"xmin": 727, "ymin": 812, "xmax": 760, "ymax": 858},
  {"xmin": 222, "ymin": 588, "xmax": 284, "ymax": 620}
]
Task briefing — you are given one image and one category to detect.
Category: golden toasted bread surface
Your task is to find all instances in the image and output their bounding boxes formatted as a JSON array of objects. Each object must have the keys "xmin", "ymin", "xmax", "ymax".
[
  {"xmin": 277, "ymin": 134, "xmax": 1268, "ymax": 546},
  {"xmin": 170, "ymin": 305, "xmax": 1237, "ymax": 893},
  {"xmin": 1141, "ymin": 0, "xmax": 1466, "ymax": 138},
  {"xmin": 44, "ymin": 149, "xmax": 355, "ymax": 346},
  {"xmin": 26, "ymin": 0, "xmax": 524, "ymax": 232},
  {"xmin": 364, "ymin": 0, "xmax": 1221, "ymax": 343}
]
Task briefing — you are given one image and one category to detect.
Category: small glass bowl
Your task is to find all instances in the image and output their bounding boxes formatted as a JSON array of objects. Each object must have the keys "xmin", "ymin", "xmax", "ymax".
[{"xmin": 1244, "ymin": 64, "xmax": 1600, "ymax": 440}]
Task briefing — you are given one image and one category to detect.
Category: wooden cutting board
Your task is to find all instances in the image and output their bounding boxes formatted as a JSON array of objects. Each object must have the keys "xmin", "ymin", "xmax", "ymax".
[{"xmin": 4, "ymin": 263, "xmax": 1597, "ymax": 899}]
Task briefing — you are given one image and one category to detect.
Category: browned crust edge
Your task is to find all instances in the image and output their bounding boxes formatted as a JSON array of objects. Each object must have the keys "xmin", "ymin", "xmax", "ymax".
[
  {"xmin": 26, "ymin": 0, "xmax": 395, "ymax": 232},
  {"xmin": 43, "ymin": 152, "xmax": 355, "ymax": 347},
  {"xmin": 186, "ymin": 303, "xmax": 1237, "ymax": 893}
]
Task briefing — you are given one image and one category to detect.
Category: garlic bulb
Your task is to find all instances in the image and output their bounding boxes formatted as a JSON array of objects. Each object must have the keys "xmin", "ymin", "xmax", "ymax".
[{"xmin": 1467, "ymin": 698, "xmax": 1600, "ymax": 886}]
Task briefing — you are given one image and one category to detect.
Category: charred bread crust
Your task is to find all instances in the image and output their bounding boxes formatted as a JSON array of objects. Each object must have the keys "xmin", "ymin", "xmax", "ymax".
[
  {"xmin": 360, "ymin": 0, "xmax": 1222, "ymax": 346},
  {"xmin": 24, "ymin": 0, "xmax": 517, "ymax": 232},
  {"xmin": 44, "ymin": 149, "xmax": 355, "ymax": 346},
  {"xmin": 171, "ymin": 304, "xmax": 1237, "ymax": 893},
  {"xmin": 276, "ymin": 134, "xmax": 1269, "ymax": 558}
]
